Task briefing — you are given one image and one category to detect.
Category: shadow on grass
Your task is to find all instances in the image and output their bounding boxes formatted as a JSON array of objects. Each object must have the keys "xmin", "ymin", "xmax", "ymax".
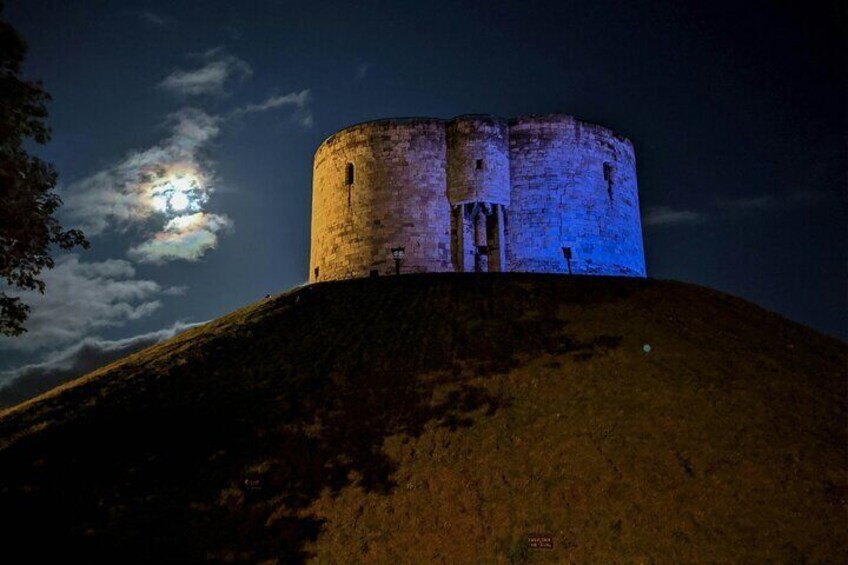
[{"xmin": 0, "ymin": 275, "xmax": 624, "ymax": 562}]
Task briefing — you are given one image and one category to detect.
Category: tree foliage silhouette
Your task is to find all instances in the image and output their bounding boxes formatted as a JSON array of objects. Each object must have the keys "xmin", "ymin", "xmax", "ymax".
[{"xmin": 0, "ymin": 2, "xmax": 88, "ymax": 336}]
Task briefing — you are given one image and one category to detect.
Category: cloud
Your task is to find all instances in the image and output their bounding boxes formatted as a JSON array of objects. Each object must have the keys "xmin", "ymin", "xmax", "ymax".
[
  {"xmin": 0, "ymin": 321, "xmax": 205, "ymax": 408},
  {"xmin": 356, "ymin": 63, "xmax": 372, "ymax": 80},
  {"xmin": 0, "ymin": 255, "xmax": 180, "ymax": 352},
  {"xmin": 294, "ymin": 107, "xmax": 314, "ymax": 128},
  {"xmin": 60, "ymin": 54, "xmax": 310, "ymax": 267},
  {"xmin": 233, "ymin": 90, "xmax": 309, "ymax": 114},
  {"xmin": 134, "ymin": 10, "xmax": 174, "ymax": 27},
  {"xmin": 716, "ymin": 189, "xmax": 834, "ymax": 214},
  {"xmin": 642, "ymin": 206, "xmax": 706, "ymax": 227},
  {"xmin": 62, "ymin": 108, "xmax": 232, "ymax": 262},
  {"xmin": 231, "ymin": 90, "xmax": 313, "ymax": 128},
  {"xmin": 64, "ymin": 108, "xmax": 220, "ymax": 235},
  {"xmin": 224, "ymin": 26, "xmax": 242, "ymax": 41},
  {"xmin": 644, "ymin": 190, "xmax": 837, "ymax": 229},
  {"xmin": 123, "ymin": 9, "xmax": 175, "ymax": 28},
  {"xmin": 716, "ymin": 195, "xmax": 775, "ymax": 212},
  {"xmin": 159, "ymin": 48, "xmax": 252, "ymax": 96},
  {"xmin": 128, "ymin": 212, "xmax": 233, "ymax": 264}
]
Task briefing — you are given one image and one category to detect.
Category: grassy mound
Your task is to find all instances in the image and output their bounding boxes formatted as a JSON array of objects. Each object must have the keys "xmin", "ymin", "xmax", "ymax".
[{"xmin": 0, "ymin": 274, "xmax": 845, "ymax": 563}]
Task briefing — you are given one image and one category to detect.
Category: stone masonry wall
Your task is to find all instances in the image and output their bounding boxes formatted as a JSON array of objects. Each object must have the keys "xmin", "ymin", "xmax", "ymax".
[
  {"xmin": 506, "ymin": 115, "xmax": 646, "ymax": 276},
  {"xmin": 445, "ymin": 115, "xmax": 510, "ymax": 206},
  {"xmin": 309, "ymin": 114, "xmax": 646, "ymax": 282},
  {"xmin": 309, "ymin": 119, "xmax": 451, "ymax": 282}
]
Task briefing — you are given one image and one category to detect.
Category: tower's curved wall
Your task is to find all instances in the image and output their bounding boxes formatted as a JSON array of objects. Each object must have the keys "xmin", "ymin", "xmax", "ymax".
[
  {"xmin": 310, "ymin": 114, "xmax": 646, "ymax": 283},
  {"xmin": 506, "ymin": 115, "xmax": 645, "ymax": 276},
  {"xmin": 309, "ymin": 119, "xmax": 451, "ymax": 282},
  {"xmin": 445, "ymin": 115, "xmax": 510, "ymax": 206}
]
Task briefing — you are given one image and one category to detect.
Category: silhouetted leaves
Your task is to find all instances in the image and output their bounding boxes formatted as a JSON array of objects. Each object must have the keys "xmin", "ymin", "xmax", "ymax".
[{"xmin": 0, "ymin": 3, "xmax": 89, "ymax": 336}]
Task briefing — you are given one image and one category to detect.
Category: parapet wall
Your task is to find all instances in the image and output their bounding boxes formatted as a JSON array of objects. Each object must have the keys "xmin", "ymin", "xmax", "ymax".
[{"xmin": 309, "ymin": 114, "xmax": 646, "ymax": 282}]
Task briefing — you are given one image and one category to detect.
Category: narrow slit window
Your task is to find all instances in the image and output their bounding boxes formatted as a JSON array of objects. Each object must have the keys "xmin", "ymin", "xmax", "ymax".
[
  {"xmin": 603, "ymin": 162, "xmax": 614, "ymax": 200},
  {"xmin": 345, "ymin": 163, "xmax": 355, "ymax": 185},
  {"xmin": 476, "ymin": 159, "xmax": 484, "ymax": 170}
]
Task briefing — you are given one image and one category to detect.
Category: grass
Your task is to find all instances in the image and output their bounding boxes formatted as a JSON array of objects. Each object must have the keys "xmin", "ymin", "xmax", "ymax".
[{"xmin": 0, "ymin": 273, "xmax": 845, "ymax": 563}]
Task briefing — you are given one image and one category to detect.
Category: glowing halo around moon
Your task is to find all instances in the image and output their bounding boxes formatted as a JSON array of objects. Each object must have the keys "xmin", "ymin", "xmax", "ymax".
[
  {"xmin": 151, "ymin": 195, "xmax": 168, "ymax": 212},
  {"xmin": 148, "ymin": 172, "xmax": 207, "ymax": 216},
  {"xmin": 128, "ymin": 166, "xmax": 234, "ymax": 262}
]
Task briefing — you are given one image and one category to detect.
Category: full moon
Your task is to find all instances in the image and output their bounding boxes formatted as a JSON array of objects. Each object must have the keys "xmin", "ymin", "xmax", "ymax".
[{"xmin": 169, "ymin": 191, "xmax": 190, "ymax": 211}]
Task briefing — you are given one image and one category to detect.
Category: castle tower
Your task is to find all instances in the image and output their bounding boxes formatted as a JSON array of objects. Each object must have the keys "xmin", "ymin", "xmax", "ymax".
[
  {"xmin": 309, "ymin": 119, "xmax": 451, "ymax": 282},
  {"xmin": 308, "ymin": 114, "xmax": 646, "ymax": 282}
]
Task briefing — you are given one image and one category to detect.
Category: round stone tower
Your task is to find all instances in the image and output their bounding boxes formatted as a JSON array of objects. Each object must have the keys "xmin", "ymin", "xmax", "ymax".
[
  {"xmin": 309, "ymin": 114, "xmax": 646, "ymax": 283},
  {"xmin": 310, "ymin": 118, "xmax": 451, "ymax": 282}
]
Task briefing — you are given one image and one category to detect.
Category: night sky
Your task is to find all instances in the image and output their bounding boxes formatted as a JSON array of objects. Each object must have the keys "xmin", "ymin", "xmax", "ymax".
[{"xmin": 1, "ymin": 0, "xmax": 845, "ymax": 396}]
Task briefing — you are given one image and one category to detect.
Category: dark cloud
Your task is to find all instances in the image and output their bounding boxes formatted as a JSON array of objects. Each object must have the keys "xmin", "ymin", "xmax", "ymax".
[
  {"xmin": 159, "ymin": 48, "xmax": 252, "ymax": 97},
  {"xmin": 63, "ymin": 108, "xmax": 223, "ymax": 237},
  {"xmin": 0, "ymin": 255, "xmax": 182, "ymax": 351},
  {"xmin": 0, "ymin": 321, "xmax": 205, "ymax": 409},
  {"xmin": 356, "ymin": 63, "xmax": 372, "ymax": 80},
  {"xmin": 642, "ymin": 206, "xmax": 706, "ymax": 227},
  {"xmin": 123, "ymin": 9, "xmax": 175, "ymax": 28},
  {"xmin": 0, "ymin": 251, "xmax": 204, "ymax": 403},
  {"xmin": 63, "ymin": 87, "xmax": 309, "ymax": 264},
  {"xmin": 230, "ymin": 90, "xmax": 313, "ymax": 127},
  {"xmin": 644, "ymin": 189, "xmax": 836, "ymax": 228},
  {"xmin": 716, "ymin": 189, "xmax": 835, "ymax": 215},
  {"xmin": 138, "ymin": 11, "xmax": 173, "ymax": 27}
]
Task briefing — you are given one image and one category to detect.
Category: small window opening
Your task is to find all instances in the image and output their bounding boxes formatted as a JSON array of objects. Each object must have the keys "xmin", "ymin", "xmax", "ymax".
[
  {"xmin": 475, "ymin": 159, "xmax": 484, "ymax": 170},
  {"xmin": 603, "ymin": 162, "xmax": 614, "ymax": 201},
  {"xmin": 314, "ymin": 266, "xmax": 320, "ymax": 280},
  {"xmin": 345, "ymin": 163, "xmax": 354, "ymax": 185},
  {"xmin": 562, "ymin": 247, "xmax": 573, "ymax": 275}
]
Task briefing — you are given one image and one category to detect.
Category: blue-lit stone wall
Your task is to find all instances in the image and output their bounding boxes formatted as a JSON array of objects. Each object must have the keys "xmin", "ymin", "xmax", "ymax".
[
  {"xmin": 310, "ymin": 114, "xmax": 646, "ymax": 282},
  {"xmin": 507, "ymin": 115, "xmax": 646, "ymax": 276}
]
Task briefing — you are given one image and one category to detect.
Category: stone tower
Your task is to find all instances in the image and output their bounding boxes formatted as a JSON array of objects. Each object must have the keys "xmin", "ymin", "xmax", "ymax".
[{"xmin": 309, "ymin": 114, "xmax": 645, "ymax": 282}]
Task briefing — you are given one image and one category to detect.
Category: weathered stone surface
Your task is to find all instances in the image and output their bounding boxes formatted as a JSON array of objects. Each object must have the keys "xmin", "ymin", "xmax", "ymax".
[
  {"xmin": 310, "ymin": 119, "xmax": 451, "ymax": 281},
  {"xmin": 446, "ymin": 115, "xmax": 510, "ymax": 206},
  {"xmin": 507, "ymin": 115, "xmax": 645, "ymax": 276},
  {"xmin": 309, "ymin": 114, "xmax": 646, "ymax": 282}
]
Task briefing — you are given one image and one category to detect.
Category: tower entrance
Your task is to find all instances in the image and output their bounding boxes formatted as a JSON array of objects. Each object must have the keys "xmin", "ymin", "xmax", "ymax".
[{"xmin": 453, "ymin": 202, "xmax": 506, "ymax": 273}]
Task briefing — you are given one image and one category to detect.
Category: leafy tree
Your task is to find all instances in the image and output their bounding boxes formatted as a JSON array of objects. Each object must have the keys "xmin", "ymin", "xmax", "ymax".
[{"xmin": 0, "ymin": 2, "xmax": 88, "ymax": 336}]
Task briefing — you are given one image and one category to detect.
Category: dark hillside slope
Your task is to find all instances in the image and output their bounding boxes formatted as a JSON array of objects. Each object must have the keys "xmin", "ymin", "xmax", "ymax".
[{"xmin": 0, "ymin": 274, "xmax": 845, "ymax": 563}]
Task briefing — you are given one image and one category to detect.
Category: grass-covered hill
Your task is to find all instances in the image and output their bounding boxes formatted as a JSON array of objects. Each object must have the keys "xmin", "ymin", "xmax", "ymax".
[{"xmin": 0, "ymin": 273, "xmax": 845, "ymax": 563}]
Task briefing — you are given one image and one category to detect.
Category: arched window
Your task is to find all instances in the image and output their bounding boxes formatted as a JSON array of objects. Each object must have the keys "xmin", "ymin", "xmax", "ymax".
[{"xmin": 345, "ymin": 162, "xmax": 354, "ymax": 185}]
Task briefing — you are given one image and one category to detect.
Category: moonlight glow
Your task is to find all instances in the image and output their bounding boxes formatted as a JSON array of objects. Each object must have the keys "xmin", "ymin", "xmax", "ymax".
[
  {"xmin": 149, "ymin": 174, "xmax": 206, "ymax": 215},
  {"xmin": 151, "ymin": 195, "xmax": 168, "ymax": 212},
  {"xmin": 169, "ymin": 191, "xmax": 190, "ymax": 211}
]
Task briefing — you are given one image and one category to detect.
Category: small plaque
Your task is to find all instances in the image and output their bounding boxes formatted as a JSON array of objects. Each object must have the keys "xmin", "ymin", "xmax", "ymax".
[{"xmin": 528, "ymin": 533, "xmax": 554, "ymax": 550}]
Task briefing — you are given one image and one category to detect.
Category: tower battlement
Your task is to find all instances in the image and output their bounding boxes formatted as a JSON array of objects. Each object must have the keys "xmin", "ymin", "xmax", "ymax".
[{"xmin": 309, "ymin": 114, "xmax": 645, "ymax": 282}]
